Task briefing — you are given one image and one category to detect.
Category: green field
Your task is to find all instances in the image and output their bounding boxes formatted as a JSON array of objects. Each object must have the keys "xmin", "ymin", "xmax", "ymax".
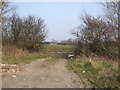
[{"xmin": 43, "ymin": 44, "xmax": 75, "ymax": 52}]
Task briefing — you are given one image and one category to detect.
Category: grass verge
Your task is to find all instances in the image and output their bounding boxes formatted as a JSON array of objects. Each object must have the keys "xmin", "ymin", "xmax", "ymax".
[
  {"xmin": 2, "ymin": 55, "xmax": 47, "ymax": 65},
  {"xmin": 2, "ymin": 45, "xmax": 47, "ymax": 65},
  {"xmin": 67, "ymin": 58, "xmax": 119, "ymax": 88}
]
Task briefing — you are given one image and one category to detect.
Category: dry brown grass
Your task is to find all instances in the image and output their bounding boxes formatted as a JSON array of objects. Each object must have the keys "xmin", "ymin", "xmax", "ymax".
[
  {"xmin": 2, "ymin": 45, "xmax": 46, "ymax": 64},
  {"xmin": 84, "ymin": 56, "xmax": 118, "ymax": 70},
  {"xmin": 2, "ymin": 45, "xmax": 29, "ymax": 57},
  {"xmin": 67, "ymin": 56, "xmax": 119, "ymax": 88},
  {"xmin": 2, "ymin": 45, "xmax": 44, "ymax": 57}
]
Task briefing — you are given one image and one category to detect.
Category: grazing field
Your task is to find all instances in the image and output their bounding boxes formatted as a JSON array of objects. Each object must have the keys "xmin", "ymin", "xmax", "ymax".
[
  {"xmin": 67, "ymin": 58, "xmax": 119, "ymax": 88},
  {"xmin": 43, "ymin": 44, "xmax": 75, "ymax": 52}
]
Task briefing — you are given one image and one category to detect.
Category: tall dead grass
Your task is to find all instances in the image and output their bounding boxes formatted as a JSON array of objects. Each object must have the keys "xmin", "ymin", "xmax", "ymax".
[
  {"xmin": 2, "ymin": 45, "xmax": 29, "ymax": 57},
  {"xmin": 2, "ymin": 45, "xmax": 43, "ymax": 57},
  {"xmin": 2, "ymin": 45, "xmax": 45, "ymax": 64}
]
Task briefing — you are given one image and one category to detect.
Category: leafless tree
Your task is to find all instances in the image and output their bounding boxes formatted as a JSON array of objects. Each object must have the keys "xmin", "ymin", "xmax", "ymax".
[
  {"xmin": 9, "ymin": 15, "xmax": 47, "ymax": 51},
  {"xmin": 21, "ymin": 16, "xmax": 47, "ymax": 51},
  {"xmin": 2, "ymin": 12, "xmax": 47, "ymax": 51},
  {"xmin": 72, "ymin": 13, "xmax": 117, "ymax": 56},
  {"xmin": 72, "ymin": 1, "xmax": 119, "ymax": 58},
  {"xmin": 100, "ymin": 1, "xmax": 119, "ymax": 58},
  {"xmin": 1, "ymin": 1, "xmax": 16, "ymax": 45},
  {"xmin": 9, "ymin": 14, "xmax": 23, "ymax": 42},
  {"xmin": 81, "ymin": 14, "xmax": 108, "ymax": 52}
]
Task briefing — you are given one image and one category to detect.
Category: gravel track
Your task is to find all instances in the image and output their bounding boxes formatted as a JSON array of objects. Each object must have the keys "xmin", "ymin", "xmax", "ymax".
[{"xmin": 2, "ymin": 58, "xmax": 85, "ymax": 88}]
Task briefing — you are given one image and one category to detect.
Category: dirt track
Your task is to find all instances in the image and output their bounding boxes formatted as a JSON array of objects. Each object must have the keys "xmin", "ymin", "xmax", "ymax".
[{"xmin": 2, "ymin": 58, "xmax": 85, "ymax": 88}]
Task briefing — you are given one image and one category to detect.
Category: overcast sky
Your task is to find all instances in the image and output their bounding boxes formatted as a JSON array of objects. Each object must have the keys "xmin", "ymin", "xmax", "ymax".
[{"xmin": 10, "ymin": 2, "xmax": 104, "ymax": 42}]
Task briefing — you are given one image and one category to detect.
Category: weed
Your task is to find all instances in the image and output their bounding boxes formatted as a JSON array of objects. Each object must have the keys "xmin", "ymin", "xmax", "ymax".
[
  {"xmin": 67, "ymin": 58, "xmax": 120, "ymax": 88},
  {"xmin": 2, "ymin": 55, "xmax": 47, "ymax": 65},
  {"xmin": 2, "ymin": 45, "xmax": 47, "ymax": 64},
  {"xmin": 46, "ymin": 56, "xmax": 64, "ymax": 64}
]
